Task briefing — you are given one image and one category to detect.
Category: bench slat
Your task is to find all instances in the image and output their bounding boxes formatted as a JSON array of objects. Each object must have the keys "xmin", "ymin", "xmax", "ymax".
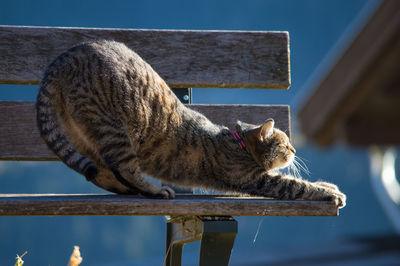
[
  {"xmin": 0, "ymin": 194, "xmax": 338, "ymax": 216},
  {"xmin": 0, "ymin": 26, "xmax": 290, "ymax": 89},
  {"xmin": 0, "ymin": 101, "xmax": 289, "ymax": 160}
]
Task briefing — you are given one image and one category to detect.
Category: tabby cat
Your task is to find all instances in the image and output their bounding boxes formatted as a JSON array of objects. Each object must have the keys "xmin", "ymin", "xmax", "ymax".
[{"xmin": 36, "ymin": 40, "xmax": 346, "ymax": 207}]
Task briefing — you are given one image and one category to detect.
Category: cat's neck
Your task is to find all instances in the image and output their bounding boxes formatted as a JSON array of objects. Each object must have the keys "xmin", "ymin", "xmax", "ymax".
[
  {"xmin": 180, "ymin": 108, "xmax": 258, "ymax": 169},
  {"xmin": 190, "ymin": 126, "xmax": 265, "ymax": 190},
  {"xmin": 197, "ymin": 125, "xmax": 261, "ymax": 174}
]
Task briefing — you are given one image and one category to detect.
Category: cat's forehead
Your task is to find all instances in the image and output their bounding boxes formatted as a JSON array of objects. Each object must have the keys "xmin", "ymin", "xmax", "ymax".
[{"xmin": 272, "ymin": 128, "xmax": 290, "ymax": 143}]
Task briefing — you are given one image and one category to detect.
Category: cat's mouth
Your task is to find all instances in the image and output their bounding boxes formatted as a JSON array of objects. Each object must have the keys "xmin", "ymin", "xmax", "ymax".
[{"xmin": 282, "ymin": 153, "xmax": 295, "ymax": 169}]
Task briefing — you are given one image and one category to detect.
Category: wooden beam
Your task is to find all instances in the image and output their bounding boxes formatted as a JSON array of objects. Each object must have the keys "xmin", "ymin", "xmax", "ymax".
[
  {"xmin": 298, "ymin": 0, "xmax": 400, "ymax": 146},
  {"xmin": 0, "ymin": 194, "xmax": 338, "ymax": 216},
  {"xmin": 0, "ymin": 102, "xmax": 290, "ymax": 160},
  {"xmin": 344, "ymin": 91, "xmax": 400, "ymax": 146},
  {"xmin": 0, "ymin": 26, "xmax": 290, "ymax": 89}
]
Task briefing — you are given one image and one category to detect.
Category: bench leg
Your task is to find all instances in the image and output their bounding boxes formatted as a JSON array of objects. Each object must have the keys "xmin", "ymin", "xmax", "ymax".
[
  {"xmin": 199, "ymin": 217, "xmax": 238, "ymax": 266},
  {"xmin": 165, "ymin": 216, "xmax": 238, "ymax": 266},
  {"xmin": 166, "ymin": 222, "xmax": 184, "ymax": 266}
]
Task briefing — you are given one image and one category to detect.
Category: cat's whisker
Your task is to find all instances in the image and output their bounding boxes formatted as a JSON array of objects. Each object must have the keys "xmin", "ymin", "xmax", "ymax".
[
  {"xmin": 293, "ymin": 162, "xmax": 305, "ymax": 177},
  {"xmin": 289, "ymin": 161, "xmax": 301, "ymax": 179},
  {"xmin": 293, "ymin": 156, "xmax": 310, "ymax": 176},
  {"xmin": 295, "ymin": 155, "xmax": 310, "ymax": 167},
  {"xmin": 298, "ymin": 159, "xmax": 310, "ymax": 175}
]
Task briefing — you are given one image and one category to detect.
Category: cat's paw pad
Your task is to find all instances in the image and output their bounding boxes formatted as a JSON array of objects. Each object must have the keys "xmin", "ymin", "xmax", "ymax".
[
  {"xmin": 326, "ymin": 191, "xmax": 346, "ymax": 208},
  {"xmin": 156, "ymin": 186, "xmax": 176, "ymax": 199}
]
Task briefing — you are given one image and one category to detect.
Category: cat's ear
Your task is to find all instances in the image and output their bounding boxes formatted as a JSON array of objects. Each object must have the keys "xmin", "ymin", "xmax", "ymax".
[
  {"xmin": 235, "ymin": 120, "xmax": 244, "ymax": 133},
  {"xmin": 236, "ymin": 119, "xmax": 274, "ymax": 141},
  {"xmin": 259, "ymin": 119, "xmax": 274, "ymax": 141}
]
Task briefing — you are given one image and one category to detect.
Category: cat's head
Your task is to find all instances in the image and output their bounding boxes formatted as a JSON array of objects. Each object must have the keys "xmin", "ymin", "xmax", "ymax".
[{"xmin": 236, "ymin": 119, "xmax": 296, "ymax": 171}]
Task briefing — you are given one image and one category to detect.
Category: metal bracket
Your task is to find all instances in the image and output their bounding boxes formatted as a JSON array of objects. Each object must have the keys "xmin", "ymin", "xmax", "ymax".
[
  {"xmin": 165, "ymin": 216, "xmax": 238, "ymax": 266},
  {"xmin": 172, "ymin": 88, "xmax": 192, "ymax": 104}
]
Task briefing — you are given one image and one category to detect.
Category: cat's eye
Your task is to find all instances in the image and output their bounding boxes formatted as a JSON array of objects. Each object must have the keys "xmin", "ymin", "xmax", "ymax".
[{"xmin": 277, "ymin": 144, "xmax": 285, "ymax": 149}]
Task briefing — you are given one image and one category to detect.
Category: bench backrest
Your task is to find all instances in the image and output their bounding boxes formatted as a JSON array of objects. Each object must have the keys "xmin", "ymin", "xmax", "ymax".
[{"xmin": 0, "ymin": 25, "xmax": 291, "ymax": 161}]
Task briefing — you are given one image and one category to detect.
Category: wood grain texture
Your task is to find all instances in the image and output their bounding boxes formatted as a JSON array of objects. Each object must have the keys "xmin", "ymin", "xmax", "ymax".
[
  {"xmin": 0, "ymin": 102, "xmax": 290, "ymax": 160},
  {"xmin": 0, "ymin": 25, "xmax": 290, "ymax": 89},
  {"xmin": 0, "ymin": 194, "xmax": 338, "ymax": 216}
]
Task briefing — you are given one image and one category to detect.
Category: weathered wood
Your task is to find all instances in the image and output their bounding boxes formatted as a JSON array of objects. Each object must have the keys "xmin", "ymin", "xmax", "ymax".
[
  {"xmin": 190, "ymin": 104, "xmax": 290, "ymax": 136},
  {"xmin": 298, "ymin": 0, "xmax": 400, "ymax": 146},
  {"xmin": 0, "ymin": 26, "xmax": 290, "ymax": 89},
  {"xmin": 0, "ymin": 194, "xmax": 338, "ymax": 216},
  {"xmin": 0, "ymin": 102, "xmax": 290, "ymax": 160}
]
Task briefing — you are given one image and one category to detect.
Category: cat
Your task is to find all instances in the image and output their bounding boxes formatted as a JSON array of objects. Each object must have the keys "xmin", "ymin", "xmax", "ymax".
[{"xmin": 36, "ymin": 40, "xmax": 346, "ymax": 207}]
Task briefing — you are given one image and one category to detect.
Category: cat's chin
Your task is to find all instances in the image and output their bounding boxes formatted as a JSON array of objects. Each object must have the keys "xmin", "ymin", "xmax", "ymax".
[{"xmin": 270, "ymin": 157, "xmax": 294, "ymax": 172}]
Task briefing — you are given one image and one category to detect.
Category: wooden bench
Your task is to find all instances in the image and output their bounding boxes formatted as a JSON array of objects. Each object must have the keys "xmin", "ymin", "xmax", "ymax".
[{"xmin": 0, "ymin": 25, "xmax": 339, "ymax": 266}]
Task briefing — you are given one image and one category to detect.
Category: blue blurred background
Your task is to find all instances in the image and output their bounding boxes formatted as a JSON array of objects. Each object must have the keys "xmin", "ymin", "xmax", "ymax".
[{"xmin": 1, "ymin": 0, "xmax": 396, "ymax": 265}]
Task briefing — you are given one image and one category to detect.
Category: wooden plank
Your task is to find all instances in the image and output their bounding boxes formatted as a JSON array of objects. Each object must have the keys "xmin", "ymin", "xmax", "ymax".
[
  {"xmin": 0, "ymin": 102, "xmax": 290, "ymax": 160},
  {"xmin": 0, "ymin": 194, "xmax": 338, "ymax": 216},
  {"xmin": 190, "ymin": 104, "xmax": 290, "ymax": 136},
  {"xmin": 0, "ymin": 26, "xmax": 290, "ymax": 89}
]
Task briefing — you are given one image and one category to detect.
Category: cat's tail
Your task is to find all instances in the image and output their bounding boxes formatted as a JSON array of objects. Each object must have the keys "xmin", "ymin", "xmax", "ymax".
[{"xmin": 36, "ymin": 75, "xmax": 98, "ymax": 182}]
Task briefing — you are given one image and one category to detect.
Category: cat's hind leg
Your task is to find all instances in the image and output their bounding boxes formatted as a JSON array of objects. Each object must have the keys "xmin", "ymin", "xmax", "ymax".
[
  {"xmin": 99, "ymin": 142, "xmax": 175, "ymax": 199},
  {"xmin": 112, "ymin": 165, "xmax": 175, "ymax": 199}
]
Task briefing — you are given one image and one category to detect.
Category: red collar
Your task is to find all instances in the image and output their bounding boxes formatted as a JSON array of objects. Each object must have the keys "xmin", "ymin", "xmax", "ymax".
[{"xmin": 232, "ymin": 131, "xmax": 245, "ymax": 149}]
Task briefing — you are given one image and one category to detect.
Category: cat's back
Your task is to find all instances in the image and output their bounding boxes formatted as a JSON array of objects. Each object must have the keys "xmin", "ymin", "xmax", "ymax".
[
  {"xmin": 43, "ymin": 40, "xmax": 151, "ymax": 86},
  {"xmin": 41, "ymin": 39, "xmax": 176, "ymax": 122},
  {"xmin": 39, "ymin": 39, "xmax": 187, "ymax": 136}
]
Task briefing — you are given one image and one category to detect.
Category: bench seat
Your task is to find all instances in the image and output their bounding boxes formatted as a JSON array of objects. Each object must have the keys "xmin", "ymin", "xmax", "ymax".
[{"xmin": 0, "ymin": 194, "xmax": 338, "ymax": 216}]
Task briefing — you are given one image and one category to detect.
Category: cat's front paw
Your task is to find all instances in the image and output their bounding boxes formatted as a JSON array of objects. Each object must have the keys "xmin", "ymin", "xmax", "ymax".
[
  {"xmin": 315, "ymin": 181, "xmax": 346, "ymax": 208},
  {"xmin": 156, "ymin": 186, "xmax": 176, "ymax": 199},
  {"xmin": 326, "ymin": 190, "xmax": 346, "ymax": 208}
]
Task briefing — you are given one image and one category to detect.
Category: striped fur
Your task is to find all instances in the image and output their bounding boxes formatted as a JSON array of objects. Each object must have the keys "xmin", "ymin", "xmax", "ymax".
[{"xmin": 36, "ymin": 40, "xmax": 346, "ymax": 206}]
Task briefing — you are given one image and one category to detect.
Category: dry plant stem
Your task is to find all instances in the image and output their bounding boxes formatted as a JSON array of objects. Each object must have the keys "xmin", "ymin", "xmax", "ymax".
[{"xmin": 68, "ymin": 246, "xmax": 83, "ymax": 266}]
